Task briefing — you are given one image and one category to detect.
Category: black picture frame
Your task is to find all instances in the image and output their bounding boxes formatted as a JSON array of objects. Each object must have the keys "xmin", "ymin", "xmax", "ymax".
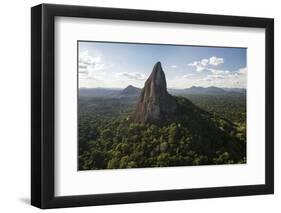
[{"xmin": 31, "ymin": 3, "xmax": 274, "ymax": 209}]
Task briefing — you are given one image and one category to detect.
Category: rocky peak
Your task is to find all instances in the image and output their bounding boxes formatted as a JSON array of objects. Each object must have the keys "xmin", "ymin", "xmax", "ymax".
[
  {"xmin": 132, "ymin": 62, "xmax": 177, "ymax": 124},
  {"xmin": 147, "ymin": 61, "xmax": 167, "ymax": 91},
  {"xmin": 127, "ymin": 85, "xmax": 135, "ymax": 89},
  {"xmin": 120, "ymin": 85, "xmax": 141, "ymax": 96}
]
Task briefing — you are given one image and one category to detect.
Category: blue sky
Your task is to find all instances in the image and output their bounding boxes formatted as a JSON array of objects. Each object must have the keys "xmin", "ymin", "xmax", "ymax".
[{"xmin": 78, "ymin": 41, "xmax": 247, "ymax": 89}]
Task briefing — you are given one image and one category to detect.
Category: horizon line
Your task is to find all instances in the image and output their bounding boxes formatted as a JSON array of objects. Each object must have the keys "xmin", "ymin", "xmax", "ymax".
[{"xmin": 79, "ymin": 85, "xmax": 247, "ymax": 90}]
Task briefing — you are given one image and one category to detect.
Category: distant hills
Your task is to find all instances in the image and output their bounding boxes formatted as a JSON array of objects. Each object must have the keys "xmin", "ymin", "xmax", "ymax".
[
  {"xmin": 181, "ymin": 86, "xmax": 245, "ymax": 95},
  {"xmin": 222, "ymin": 87, "xmax": 246, "ymax": 93},
  {"xmin": 79, "ymin": 84, "xmax": 245, "ymax": 97},
  {"xmin": 79, "ymin": 87, "xmax": 122, "ymax": 97},
  {"xmin": 120, "ymin": 85, "xmax": 141, "ymax": 97},
  {"xmin": 185, "ymin": 86, "xmax": 225, "ymax": 94},
  {"xmin": 79, "ymin": 86, "xmax": 141, "ymax": 98}
]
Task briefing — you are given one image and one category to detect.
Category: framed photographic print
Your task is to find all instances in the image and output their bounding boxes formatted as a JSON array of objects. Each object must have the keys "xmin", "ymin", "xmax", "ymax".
[{"xmin": 31, "ymin": 4, "xmax": 274, "ymax": 209}]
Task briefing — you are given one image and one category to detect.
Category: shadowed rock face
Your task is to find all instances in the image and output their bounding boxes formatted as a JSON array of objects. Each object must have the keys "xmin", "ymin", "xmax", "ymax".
[{"xmin": 132, "ymin": 62, "xmax": 177, "ymax": 124}]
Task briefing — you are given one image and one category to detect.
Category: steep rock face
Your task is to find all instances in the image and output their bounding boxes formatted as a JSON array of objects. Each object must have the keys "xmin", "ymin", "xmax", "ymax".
[{"xmin": 132, "ymin": 62, "xmax": 177, "ymax": 124}]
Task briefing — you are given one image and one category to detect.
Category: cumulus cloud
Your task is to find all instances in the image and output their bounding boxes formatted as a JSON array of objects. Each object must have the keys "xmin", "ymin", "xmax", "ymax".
[
  {"xmin": 209, "ymin": 56, "xmax": 224, "ymax": 66},
  {"xmin": 117, "ymin": 72, "xmax": 147, "ymax": 81},
  {"xmin": 188, "ymin": 56, "xmax": 224, "ymax": 72},
  {"xmin": 188, "ymin": 59, "xmax": 209, "ymax": 72},
  {"xmin": 238, "ymin": 67, "xmax": 247, "ymax": 75},
  {"xmin": 170, "ymin": 65, "xmax": 177, "ymax": 68},
  {"xmin": 179, "ymin": 65, "xmax": 247, "ymax": 88},
  {"xmin": 183, "ymin": 73, "xmax": 194, "ymax": 78},
  {"xmin": 200, "ymin": 59, "xmax": 209, "ymax": 66},
  {"xmin": 208, "ymin": 68, "xmax": 230, "ymax": 75},
  {"xmin": 203, "ymin": 74, "xmax": 225, "ymax": 81},
  {"xmin": 78, "ymin": 51, "xmax": 105, "ymax": 76},
  {"xmin": 203, "ymin": 67, "xmax": 247, "ymax": 88}
]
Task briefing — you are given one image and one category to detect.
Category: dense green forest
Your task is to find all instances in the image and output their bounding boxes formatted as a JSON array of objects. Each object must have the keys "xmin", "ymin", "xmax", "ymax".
[{"xmin": 78, "ymin": 94, "xmax": 246, "ymax": 170}]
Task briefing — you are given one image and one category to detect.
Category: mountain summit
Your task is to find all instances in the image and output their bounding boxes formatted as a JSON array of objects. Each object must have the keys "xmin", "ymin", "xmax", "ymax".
[
  {"xmin": 132, "ymin": 62, "xmax": 177, "ymax": 124},
  {"xmin": 120, "ymin": 85, "xmax": 141, "ymax": 96}
]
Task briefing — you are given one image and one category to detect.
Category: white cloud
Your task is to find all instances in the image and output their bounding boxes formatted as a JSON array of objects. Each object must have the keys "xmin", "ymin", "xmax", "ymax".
[
  {"xmin": 93, "ymin": 63, "xmax": 105, "ymax": 71},
  {"xmin": 183, "ymin": 73, "xmax": 194, "ymax": 78},
  {"xmin": 196, "ymin": 66, "xmax": 205, "ymax": 72},
  {"xmin": 188, "ymin": 58, "xmax": 209, "ymax": 72},
  {"xmin": 79, "ymin": 51, "xmax": 101, "ymax": 66},
  {"xmin": 208, "ymin": 68, "xmax": 230, "ymax": 75},
  {"xmin": 170, "ymin": 65, "xmax": 177, "ymax": 68},
  {"xmin": 80, "ymin": 71, "xmax": 147, "ymax": 88},
  {"xmin": 238, "ymin": 67, "xmax": 247, "ymax": 75},
  {"xmin": 188, "ymin": 56, "xmax": 224, "ymax": 72},
  {"xmin": 201, "ymin": 59, "xmax": 209, "ymax": 66},
  {"xmin": 188, "ymin": 61, "xmax": 198, "ymax": 66},
  {"xmin": 209, "ymin": 56, "xmax": 224, "ymax": 66},
  {"xmin": 117, "ymin": 72, "xmax": 147, "ymax": 81},
  {"xmin": 178, "ymin": 66, "xmax": 247, "ymax": 88},
  {"xmin": 203, "ymin": 67, "xmax": 246, "ymax": 88},
  {"xmin": 203, "ymin": 74, "xmax": 225, "ymax": 81},
  {"xmin": 78, "ymin": 51, "xmax": 105, "ymax": 76}
]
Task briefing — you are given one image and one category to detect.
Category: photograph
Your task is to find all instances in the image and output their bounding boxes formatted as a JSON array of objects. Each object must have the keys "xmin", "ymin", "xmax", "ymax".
[
  {"xmin": 30, "ymin": 3, "xmax": 274, "ymax": 209},
  {"xmin": 26, "ymin": 1, "xmax": 276, "ymax": 209},
  {"xmin": 78, "ymin": 41, "xmax": 247, "ymax": 170}
]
